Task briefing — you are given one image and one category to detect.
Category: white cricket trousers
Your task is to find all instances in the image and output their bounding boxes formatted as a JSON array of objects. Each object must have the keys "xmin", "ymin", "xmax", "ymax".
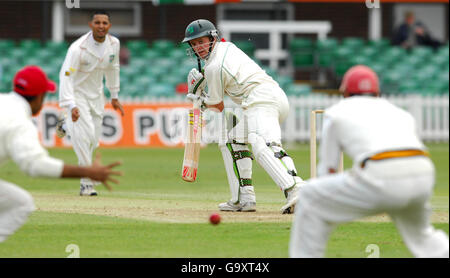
[
  {"xmin": 289, "ymin": 156, "xmax": 449, "ymax": 258},
  {"xmin": 0, "ymin": 180, "xmax": 36, "ymax": 242},
  {"xmin": 66, "ymin": 95, "xmax": 104, "ymax": 186}
]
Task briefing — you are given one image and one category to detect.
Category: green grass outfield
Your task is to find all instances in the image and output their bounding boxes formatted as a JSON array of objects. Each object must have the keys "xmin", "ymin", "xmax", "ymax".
[{"xmin": 0, "ymin": 143, "xmax": 448, "ymax": 258}]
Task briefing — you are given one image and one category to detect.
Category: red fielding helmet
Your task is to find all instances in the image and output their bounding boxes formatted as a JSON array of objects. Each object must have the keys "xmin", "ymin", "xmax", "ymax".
[{"xmin": 339, "ymin": 65, "xmax": 380, "ymax": 94}]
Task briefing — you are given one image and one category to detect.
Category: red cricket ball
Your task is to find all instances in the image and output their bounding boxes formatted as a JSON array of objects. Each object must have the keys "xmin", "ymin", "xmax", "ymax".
[{"xmin": 209, "ymin": 213, "xmax": 221, "ymax": 225}]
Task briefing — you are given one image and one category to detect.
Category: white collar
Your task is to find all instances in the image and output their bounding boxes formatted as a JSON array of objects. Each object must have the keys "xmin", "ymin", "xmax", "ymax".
[
  {"xmin": 80, "ymin": 31, "xmax": 110, "ymax": 58},
  {"xmin": 89, "ymin": 32, "xmax": 105, "ymax": 46}
]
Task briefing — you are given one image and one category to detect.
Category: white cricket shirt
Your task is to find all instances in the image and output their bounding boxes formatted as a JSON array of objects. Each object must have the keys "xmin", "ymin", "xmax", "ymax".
[
  {"xmin": 59, "ymin": 32, "xmax": 120, "ymax": 111},
  {"xmin": 0, "ymin": 92, "xmax": 64, "ymax": 178},
  {"xmin": 317, "ymin": 96, "xmax": 425, "ymax": 176},
  {"xmin": 203, "ymin": 41, "xmax": 280, "ymax": 107}
]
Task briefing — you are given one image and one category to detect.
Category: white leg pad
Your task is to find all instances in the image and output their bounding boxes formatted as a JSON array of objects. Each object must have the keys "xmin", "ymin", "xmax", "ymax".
[
  {"xmin": 250, "ymin": 133, "xmax": 299, "ymax": 192},
  {"xmin": 219, "ymin": 143, "xmax": 255, "ymax": 204}
]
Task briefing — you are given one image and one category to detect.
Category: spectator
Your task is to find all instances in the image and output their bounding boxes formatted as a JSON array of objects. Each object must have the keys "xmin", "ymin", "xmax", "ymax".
[{"xmin": 392, "ymin": 11, "xmax": 442, "ymax": 50}]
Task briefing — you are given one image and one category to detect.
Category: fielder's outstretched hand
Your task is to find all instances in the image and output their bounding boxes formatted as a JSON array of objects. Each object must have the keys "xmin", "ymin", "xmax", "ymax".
[{"xmin": 90, "ymin": 153, "xmax": 123, "ymax": 191}]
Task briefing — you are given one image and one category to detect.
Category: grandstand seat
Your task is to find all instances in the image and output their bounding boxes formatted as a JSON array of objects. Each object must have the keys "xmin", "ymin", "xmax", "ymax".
[
  {"xmin": 290, "ymin": 38, "xmax": 314, "ymax": 67},
  {"xmin": 380, "ymin": 70, "xmax": 403, "ymax": 94},
  {"xmin": 0, "ymin": 77, "xmax": 12, "ymax": 92},
  {"xmin": 0, "ymin": 57, "xmax": 15, "ymax": 72},
  {"xmin": 234, "ymin": 40, "xmax": 255, "ymax": 57},
  {"xmin": 438, "ymin": 70, "xmax": 449, "ymax": 83},
  {"xmin": 334, "ymin": 61, "xmax": 354, "ymax": 77},
  {"xmin": 410, "ymin": 67, "xmax": 437, "ymax": 84},
  {"xmin": 402, "ymin": 55, "xmax": 424, "ymax": 67},
  {"xmin": 126, "ymin": 40, "xmax": 149, "ymax": 56},
  {"xmin": 333, "ymin": 46, "xmax": 354, "ymax": 76},
  {"xmin": 349, "ymin": 55, "xmax": 371, "ymax": 67},
  {"xmin": 123, "ymin": 84, "xmax": 142, "ymax": 98},
  {"xmin": 316, "ymin": 38, "xmax": 338, "ymax": 51},
  {"xmin": 369, "ymin": 63, "xmax": 387, "ymax": 75},
  {"xmin": 171, "ymin": 65, "xmax": 191, "ymax": 79},
  {"xmin": 341, "ymin": 37, "xmax": 365, "ymax": 51},
  {"xmin": 151, "ymin": 39, "xmax": 175, "ymax": 55},
  {"xmin": 121, "ymin": 66, "xmax": 142, "ymax": 82},
  {"xmin": 430, "ymin": 54, "xmax": 449, "ymax": 69},
  {"xmin": 391, "ymin": 63, "xmax": 414, "ymax": 76},
  {"xmin": 128, "ymin": 59, "xmax": 148, "ymax": 71},
  {"xmin": 411, "ymin": 46, "xmax": 433, "ymax": 60},
  {"xmin": 398, "ymin": 80, "xmax": 421, "ymax": 95},
  {"xmin": 167, "ymin": 48, "xmax": 186, "ymax": 61},
  {"xmin": 44, "ymin": 41, "xmax": 68, "ymax": 55},
  {"xmin": 143, "ymin": 66, "xmax": 169, "ymax": 81},
  {"xmin": 152, "ymin": 58, "xmax": 177, "ymax": 70},
  {"xmin": 35, "ymin": 48, "xmax": 54, "ymax": 63},
  {"xmin": 149, "ymin": 83, "xmax": 175, "ymax": 97},
  {"xmin": 10, "ymin": 48, "xmax": 26, "ymax": 63},
  {"xmin": 384, "ymin": 46, "xmax": 407, "ymax": 59},
  {"xmin": 25, "ymin": 57, "xmax": 44, "ymax": 67},
  {"xmin": 20, "ymin": 39, "xmax": 41, "ymax": 54},
  {"xmin": 276, "ymin": 75, "xmax": 294, "ymax": 91},
  {"xmin": 285, "ymin": 83, "xmax": 311, "ymax": 96},
  {"xmin": 134, "ymin": 75, "xmax": 156, "ymax": 89},
  {"xmin": 367, "ymin": 38, "xmax": 390, "ymax": 51},
  {"xmin": 359, "ymin": 46, "xmax": 378, "ymax": 58},
  {"xmin": 316, "ymin": 38, "xmax": 338, "ymax": 67},
  {"xmin": 0, "ymin": 39, "xmax": 15, "ymax": 55},
  {"xmin": 181, "ymin": 58, "xmax": 198, "ymax": 67},
  {"xmin": 141, "ymin": 49, "xmax": 160, "ymax": 61},
  {"xmin": 160, "ymin": 75, "xmax": 185, "ymax": 88},
  {"xmin": 422, "ymin": 81, "xmax": 448, "ymax": 95},
  {"xmin": 437, "ymin": 45, "xmax": 449, "ymax": 58}
]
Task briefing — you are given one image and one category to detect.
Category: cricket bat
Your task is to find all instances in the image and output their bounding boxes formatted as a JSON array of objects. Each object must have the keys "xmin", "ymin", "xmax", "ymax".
[
  {"xmin": 181, "ymin": 96, "xmax": 203, "ymax": 182},
  {"xmin": 182, "ymin": 58, "xmax": 204, "ymax": 182}
]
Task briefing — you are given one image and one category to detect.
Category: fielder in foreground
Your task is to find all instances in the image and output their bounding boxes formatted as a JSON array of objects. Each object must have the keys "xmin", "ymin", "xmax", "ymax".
[
  {"xmin": 182, "ymin": 19, "xmax": 305, "ymax": 214},
  {"xmin": 57, "ymin": 10, "xmax": 124, "ymax": 196},
  {"xmin": 0, "ymin": 66, "xmax": 122, "ymax": 243},
  {"xmin": 289, "ymin": 65, "xmax": 449, "ymax": 258}
]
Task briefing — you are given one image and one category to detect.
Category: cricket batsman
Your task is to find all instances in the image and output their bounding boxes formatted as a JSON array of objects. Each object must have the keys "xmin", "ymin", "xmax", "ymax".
[{"xmin": 182, "ymin": 19, "xmax": 306, "ymax": 214}]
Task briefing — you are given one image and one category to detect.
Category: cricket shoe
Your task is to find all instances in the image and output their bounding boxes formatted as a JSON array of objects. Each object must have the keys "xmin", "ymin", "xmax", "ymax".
[
  {"xmin": 80, "ymin": 184, "xmax": 98, "ymax": 196},
  {"xmin": 280, "ymin": 181, "xmax": 304, "ymax": 214},
  {"xmin": 218, "ymin": 201, "xmax": 256, "ymax": 212},
  {"xmin": 56, "ymin": 112, "xmax": 67, "ymax": 138}
]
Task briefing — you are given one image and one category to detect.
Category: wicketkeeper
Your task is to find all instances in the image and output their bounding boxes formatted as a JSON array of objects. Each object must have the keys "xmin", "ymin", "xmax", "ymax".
[{"xmin": 182, "ymin": 19, "xmax": 306, "ymax": 214}]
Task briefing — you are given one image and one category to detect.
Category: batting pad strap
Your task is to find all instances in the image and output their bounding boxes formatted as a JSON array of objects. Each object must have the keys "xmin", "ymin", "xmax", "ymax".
[
  {"xmin": 240, "ymin": 178, "xmax": 252, "ymax": 186},
  {"xmin": 233, "ymin": 150, "xmax": 254, "ymax": 161},
  {"xmin": 274, "ymin": 150, "xmax": 289, "ymax": 159}
]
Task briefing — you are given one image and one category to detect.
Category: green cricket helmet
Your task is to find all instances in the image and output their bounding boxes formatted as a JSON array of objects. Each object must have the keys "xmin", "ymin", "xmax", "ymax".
[{"xmin": 182, "ymin": 19, "xmax": 219, "ymax": 43}]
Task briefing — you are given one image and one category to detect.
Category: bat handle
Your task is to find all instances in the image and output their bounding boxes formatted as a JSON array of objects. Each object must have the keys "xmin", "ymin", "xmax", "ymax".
[{"xmin": 197, "ymin": 58, "xmax": 202, "ymax": 72}]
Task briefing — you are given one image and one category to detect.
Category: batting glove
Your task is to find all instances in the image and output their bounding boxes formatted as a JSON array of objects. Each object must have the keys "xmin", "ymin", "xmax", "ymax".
[
  {"xmin": 187, "ymin": 68, "xmax": 206, "ymax": 95},
  {"xmin": 186, "ymin": 91, "xmax": 208, "ymax": 111}
]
